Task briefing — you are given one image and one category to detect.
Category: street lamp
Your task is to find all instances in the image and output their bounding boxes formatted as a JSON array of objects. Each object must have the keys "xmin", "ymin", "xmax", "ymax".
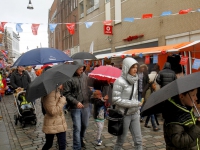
[{"xmin": 27, "ymin": 0, "xmax": 34, "ymax": 10}]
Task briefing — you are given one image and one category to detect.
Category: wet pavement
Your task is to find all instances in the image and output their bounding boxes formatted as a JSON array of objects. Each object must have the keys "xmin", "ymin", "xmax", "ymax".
[{"xmin": 0, "ymin": 95, "xmax": 166, "ymax": 150}]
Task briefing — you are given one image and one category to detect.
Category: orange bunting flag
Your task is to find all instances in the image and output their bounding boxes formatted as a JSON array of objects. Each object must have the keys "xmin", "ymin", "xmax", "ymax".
[
  {"xmin": 179, "ymin": 9, "xmax": 192, "ymax": 14},
  {"xmin": 142, "ymin": 14, "xmax": 153, "ymax": 19},
  {"xmin": 145, "ymin": 56, "xmax": 150, "ymax": 64},
  {"xmin": 179, "ymin": 56, "xmax": 188, "ymax": 65},
  {"xmin": 0, "ymin": 22, "xmax": 7, "ymax": 32},
  {"xmin": 66, "ymin": 23, "xmax": 75, "ymax": 35},
  {"xmin": 31, "ymin": 24, "xmax": 40, "ymax": 35},
  {"xmin": 103, "ymin": 20, "xmax": 112, "ymax": 25}
]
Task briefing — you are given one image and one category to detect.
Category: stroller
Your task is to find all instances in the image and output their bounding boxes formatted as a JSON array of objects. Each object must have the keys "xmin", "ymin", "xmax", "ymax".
[{"xmin": 14, "ymin": 91, "xmax": 37, "ymax": 128}]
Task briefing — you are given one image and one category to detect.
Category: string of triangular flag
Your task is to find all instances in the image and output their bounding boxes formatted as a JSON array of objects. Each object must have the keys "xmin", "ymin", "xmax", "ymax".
[{"xmin": 0, "ymin": 8, "xmax": 199, "ymax": 35}]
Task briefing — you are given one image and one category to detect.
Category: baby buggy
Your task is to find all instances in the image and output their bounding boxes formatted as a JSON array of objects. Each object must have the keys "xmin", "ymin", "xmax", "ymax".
[{"xmin": 14, "ymin": 91, "xmax": 37, "ymax": 128}]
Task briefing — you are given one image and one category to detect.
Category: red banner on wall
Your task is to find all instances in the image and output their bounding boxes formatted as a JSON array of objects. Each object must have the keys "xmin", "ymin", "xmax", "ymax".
[
  {"xmin": 104, "ymin": 25, "xmax": 113, "ymax": 35},
  {"xmin": 179, "ymin": 56, "xmax": 188, "ymax": 65}
]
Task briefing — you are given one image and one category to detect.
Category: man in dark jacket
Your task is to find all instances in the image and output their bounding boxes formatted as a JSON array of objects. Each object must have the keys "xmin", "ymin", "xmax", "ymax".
[
  {"xmin": 10, "ymin": 66, "xmax": 31, "ymax": 90},
  {"xmin": 63, "ymin": 60, "xmax": 91, "ymax": 150},
  {"xmin": 156, "ymin": 62, "xmax": 177, "ymax": 88}
]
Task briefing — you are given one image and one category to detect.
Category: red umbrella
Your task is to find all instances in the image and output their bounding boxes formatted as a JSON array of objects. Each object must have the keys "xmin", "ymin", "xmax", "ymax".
[{"xmin": 89, "ymin": 66, "xmax": 121, "ymax": 83}]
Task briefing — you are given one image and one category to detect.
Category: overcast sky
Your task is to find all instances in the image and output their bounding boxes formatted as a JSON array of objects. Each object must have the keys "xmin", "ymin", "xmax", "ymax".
[{"xmin": 0, "ymin": 0, "xmax": 54, "ymax": 53}]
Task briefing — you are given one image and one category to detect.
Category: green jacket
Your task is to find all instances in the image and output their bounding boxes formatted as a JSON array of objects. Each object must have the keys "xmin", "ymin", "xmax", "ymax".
[{"xmin": 163, "ymin": 98, "xmax": 200, "ymax": 150}]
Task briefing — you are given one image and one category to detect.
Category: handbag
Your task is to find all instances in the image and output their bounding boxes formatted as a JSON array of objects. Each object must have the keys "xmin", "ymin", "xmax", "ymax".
[{"xmin": 107, "ymin": 84, "xmax": 134, "ymax": 136}]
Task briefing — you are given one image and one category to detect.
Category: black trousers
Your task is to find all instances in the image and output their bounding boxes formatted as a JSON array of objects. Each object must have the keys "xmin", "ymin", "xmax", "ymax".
[{"xmin": 42, "ymin": 132, "xmax": 66, "ymax": 150}]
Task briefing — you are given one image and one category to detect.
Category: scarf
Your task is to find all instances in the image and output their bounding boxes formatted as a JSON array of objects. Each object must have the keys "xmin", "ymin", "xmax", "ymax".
[{"xmin": 127, "ymin": 73, "xmax": 138, "ymax": 85}]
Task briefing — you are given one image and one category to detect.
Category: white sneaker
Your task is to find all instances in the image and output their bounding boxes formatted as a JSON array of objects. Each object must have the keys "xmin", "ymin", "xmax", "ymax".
[{"xmin": 97, "ymin": 139, "xmax": 102, "ymax": 146}]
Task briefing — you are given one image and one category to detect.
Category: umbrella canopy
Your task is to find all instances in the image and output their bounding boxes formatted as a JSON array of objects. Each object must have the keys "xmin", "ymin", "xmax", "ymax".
[
  {"xmin": 25, "ymin": 64, "xmax": 79, "ymax": 102},
  {"xmin": 141, "ymin": 72, "xmax": 200, "ymax": 116},
  {"xmin": 12, "ymin": 48, "xmax": 72, "ymax": 66},
  {"xmin": 71, "ymin": 52, "xmax": 97, "ymax": 60},
  {"xmin": 89, "ymin": 66, "xmax": 121, "ymax": 83}
]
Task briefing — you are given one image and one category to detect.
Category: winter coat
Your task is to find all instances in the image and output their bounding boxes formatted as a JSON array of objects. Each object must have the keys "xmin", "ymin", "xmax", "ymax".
[
  {"xmin": 112, "ymin": 58, "xmax": 140, "ymax": 115},
  {"xmin": 156, "ymin": 62, "xmax": 176, "ymax": 88},
  {"xmin": 42, "ymin": 90, "xmax": 67, "ymax": 134},
  {"xmin": 10, "ymin": 70, "xmax": 31, "ymax": 90},
  {"xmin": 63, "ymin": 60, "xmax": 91, "ymax": 109},
  {"xmin": 163, "ymin": 98, "xmax": 200, "ymax": 150}
]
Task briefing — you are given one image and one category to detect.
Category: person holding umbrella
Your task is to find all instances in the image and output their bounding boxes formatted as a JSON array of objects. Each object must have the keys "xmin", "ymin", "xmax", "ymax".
[
  {"xmin": 63, "ymin": 60, "xmax": 91, "ymax": 150},
  {"xmin": 112, "ymin": 57, "xmax": 143, "ymax": 150},
  {"xmin": 162, "ymin": 88, "xmax": 200, "ymax": 149},
  {"xmin": 41, "ymin": 85, "xmax": 67, "ymax": 150}
]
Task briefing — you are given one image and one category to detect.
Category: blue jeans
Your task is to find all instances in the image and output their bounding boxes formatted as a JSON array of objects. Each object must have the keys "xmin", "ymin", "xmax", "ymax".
[
  {"xmin": 145, "ymin": 114, "xmax": 157, "ymax": 128},
  {"xmin": 70, "ymin": 107, "xmax": 90, "ymax": 150},
  {"xmin": 42, "ymin": 132, "xmax": 66, "ymax": 150},
  {"xmin": 114, "ymin": 112, "xmax": 143, "ymax": 150}
]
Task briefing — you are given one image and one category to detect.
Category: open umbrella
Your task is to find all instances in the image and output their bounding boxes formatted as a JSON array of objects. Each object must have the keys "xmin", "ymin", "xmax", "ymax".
[
  {"xmin": 71, "ymin": 52, "xmax": 97, "ymax": 60},
  {"xmin": 141, "ymin": 71, "xmax": 200, "ymax": 116},
  {"xmin": 25, "ymin": 64, "xmax": 79, "ymax": 102},
  {"xmin": 12, "ymin": 48, "xmax": 72, "ymax": 66},
  {"xmin": 88, "ymin": 66, "xmax": 121, "ymax": 83}
]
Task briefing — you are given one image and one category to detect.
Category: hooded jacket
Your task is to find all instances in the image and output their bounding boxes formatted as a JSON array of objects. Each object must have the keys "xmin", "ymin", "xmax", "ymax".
[
  {"xmin": 163, "ymin": 98, "xmax": 200, "ymax": 150},
  {"xmin": 156, "ymin": 62, "xmax": 176, "ymax": 88},
  {"xmin": 63, "ymin": 60, "xmax": 91, "ymax": 109},
  {"xmin": 112, "ymin": 57, "xmax": 140, "ymax": 115}
]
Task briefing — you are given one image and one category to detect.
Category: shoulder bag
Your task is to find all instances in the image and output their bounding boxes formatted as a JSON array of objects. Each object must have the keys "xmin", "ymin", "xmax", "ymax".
[{"xmin": 107, "ymin": 84, "xmax": 135, "ymax": 136}]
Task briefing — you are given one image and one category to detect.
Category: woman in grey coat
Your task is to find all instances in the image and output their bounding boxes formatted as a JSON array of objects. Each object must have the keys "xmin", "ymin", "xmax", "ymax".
[{"xmin": 112, "ymin": 57, "xmax": 143, "ymax": 150}]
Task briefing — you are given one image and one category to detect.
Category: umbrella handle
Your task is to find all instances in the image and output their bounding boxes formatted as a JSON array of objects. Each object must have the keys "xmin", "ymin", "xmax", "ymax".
[{"xmin": 189, "ymin": 93, "xmax": 200, "ymax": 117}]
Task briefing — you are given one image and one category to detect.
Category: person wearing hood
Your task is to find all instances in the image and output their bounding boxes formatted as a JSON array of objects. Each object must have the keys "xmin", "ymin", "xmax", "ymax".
[
  {"xmin": 156, "ymin": 62, "xmax": 177, "ymax": 88},
  {"xmin": 112, "ymin": 57, "xmax": 143, "ymax": 150},
  {"xmin": 63, "ymin": 60, "xmax": 91, "ymax": 150}
]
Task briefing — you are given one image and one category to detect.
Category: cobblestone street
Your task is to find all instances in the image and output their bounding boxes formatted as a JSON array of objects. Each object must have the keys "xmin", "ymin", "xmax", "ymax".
[{"xmin": 0, "ymin": 95, "xmax": 166, "ymax": 150}]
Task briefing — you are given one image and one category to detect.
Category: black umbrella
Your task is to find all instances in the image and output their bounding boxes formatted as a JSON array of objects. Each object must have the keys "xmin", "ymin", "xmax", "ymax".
[
  {"xmin": 141, "ymin": 71, "xmax": 200, "ymax": 116},
  {"xmin": 25, "ymin": 64, "xmax": 79, "ymax": 102},
  {"xmin": 71, "ymin": 52, "xmax": 97, "ymax": 60}
]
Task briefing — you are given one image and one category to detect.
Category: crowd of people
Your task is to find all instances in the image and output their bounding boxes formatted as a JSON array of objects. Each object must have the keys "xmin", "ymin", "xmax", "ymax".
[{"xmin": 0, "ymin": 57, "xmax": 199, "ymax": 150}]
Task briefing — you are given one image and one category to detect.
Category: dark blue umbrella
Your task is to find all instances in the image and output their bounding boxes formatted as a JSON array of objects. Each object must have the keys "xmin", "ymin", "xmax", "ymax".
[{"xmin": 12, "ymin": 48, "xmax": 72, "ymax": 66}]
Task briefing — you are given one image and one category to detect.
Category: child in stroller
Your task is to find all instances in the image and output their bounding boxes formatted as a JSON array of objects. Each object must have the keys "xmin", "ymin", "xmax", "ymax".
[{"xmin": 14, "ymin": 89, "xmax": 37, "ymax": 128}]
